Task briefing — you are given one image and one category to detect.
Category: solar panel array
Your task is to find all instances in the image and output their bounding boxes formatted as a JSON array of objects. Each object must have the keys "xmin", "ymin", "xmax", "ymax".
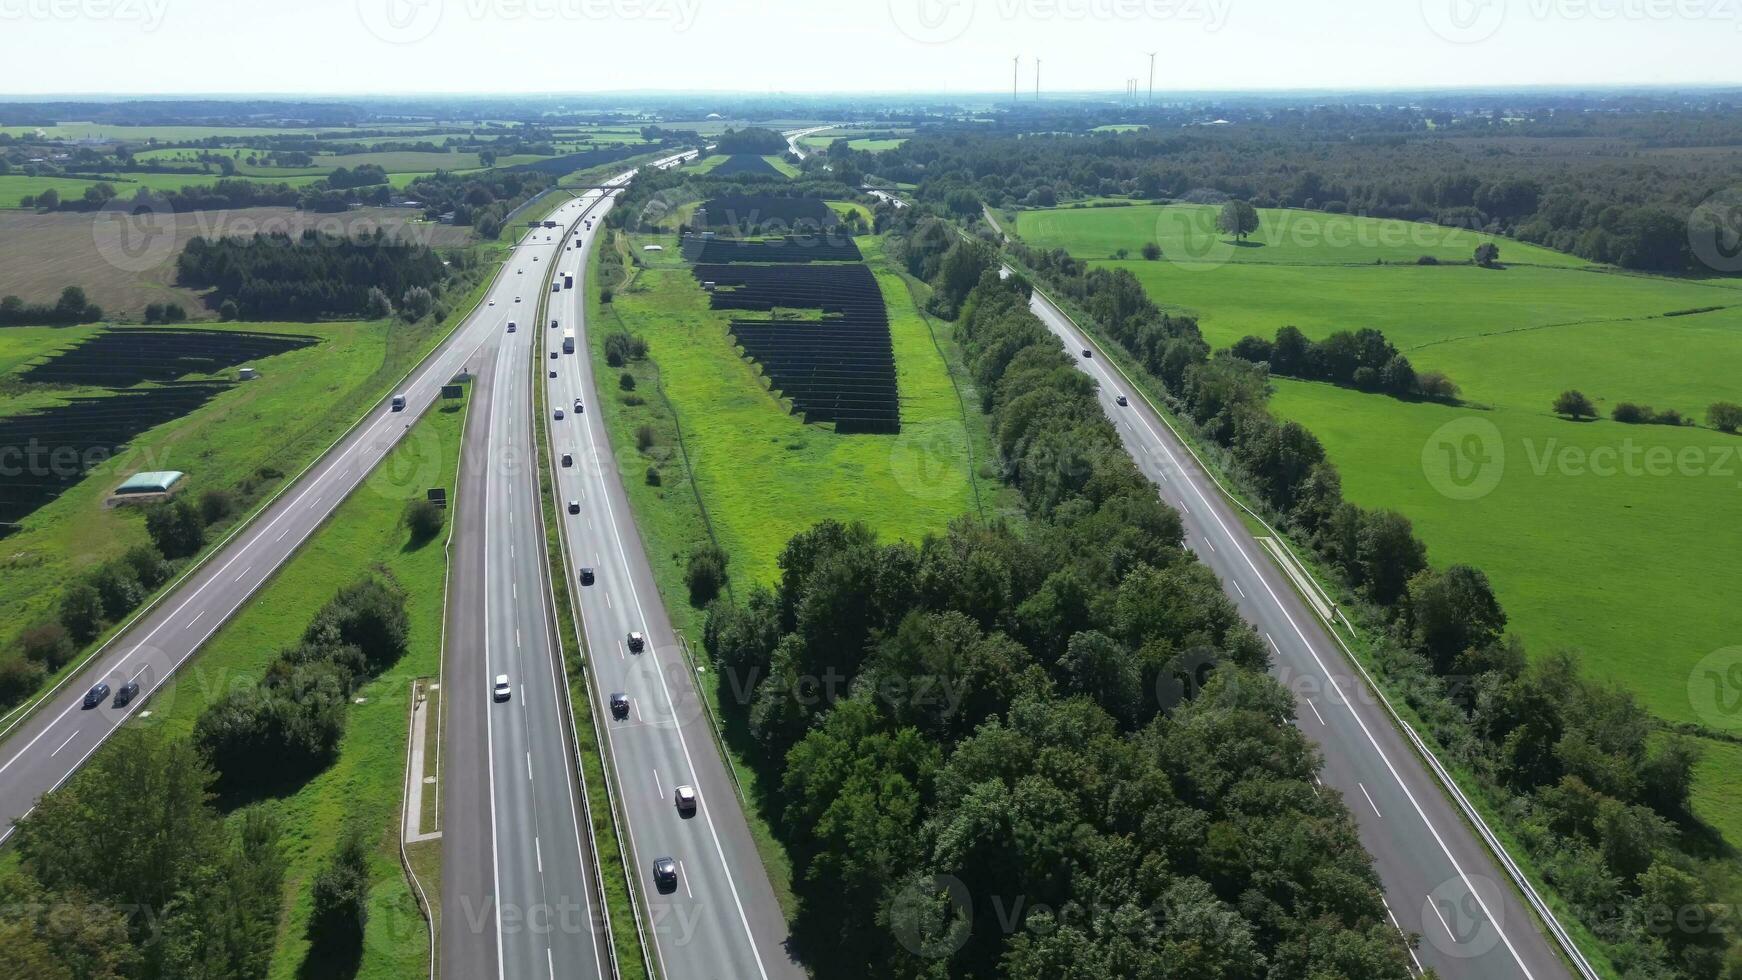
[
  {"xmin": 682, "ymin": 235, "xmax": 863, "ymax": 263},
  {"xmin": 707, "ymin": 154, "xmax": 785, "ymax": 177},
  {"xmin": 697, "ymin": 195, "xmax": 839, "ymax": 235},
  {"xmin": 692, "ymin": 262, "xmax": 899, "ymax": 434}
]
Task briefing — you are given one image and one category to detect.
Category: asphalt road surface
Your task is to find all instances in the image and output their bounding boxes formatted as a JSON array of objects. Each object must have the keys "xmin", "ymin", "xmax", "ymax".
[
  {"xmin": 1028, "ymin": 286, "xmax": 1569, "ymax": 980},
  {"xmin": 540, "ymin": 171, "xmax": 805, "ymax": 980},
  {"xmin": 440, "ymin": 187, "xmax": 625, "ymax": 980}
]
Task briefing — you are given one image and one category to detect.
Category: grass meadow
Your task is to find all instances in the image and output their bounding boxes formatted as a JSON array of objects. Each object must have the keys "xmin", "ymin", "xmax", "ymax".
[{"xmin": 1011, "ymin": 201, "xmax": 1742, "ymax": 833}]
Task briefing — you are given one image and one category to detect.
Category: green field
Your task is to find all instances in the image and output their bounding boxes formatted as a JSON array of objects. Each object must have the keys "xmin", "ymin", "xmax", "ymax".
[
  {"xmin": 1015, "ymin": 202, "xmax": 1588, "ymax": 269},
  {"xmin": 0, "ymin": 171, "xmax": 327, "ymax": 206},
  {"xmin": 0, "ymin": 324, "xmax": 97, "ymax": 378},
  {"xmin": 108, "ymin": 392, "xmax": 464, "ymax": 979},
  {"xmin": 595, "ymin": 228, "xmax": 993, "ymax": 588},
  {"xmin": 799, "ymin": 136, "xmax": 907, "ymax": 152},
  {"xmin": 1012, "ymin": 201, "xmax": 1742, "ymax": 833}
]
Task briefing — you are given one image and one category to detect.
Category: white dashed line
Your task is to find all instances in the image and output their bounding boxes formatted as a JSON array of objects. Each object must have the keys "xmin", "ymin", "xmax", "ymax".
[
  {"xmin": 1359, "ymin": 782, "xmax": 1383, "ymax": 818},
  {"xmin": 50, "ymin": 731, "xmax": 79, "ymax": 756}
]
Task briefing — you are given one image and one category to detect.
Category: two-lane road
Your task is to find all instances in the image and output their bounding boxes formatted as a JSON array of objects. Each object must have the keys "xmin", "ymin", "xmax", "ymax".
[
  {"xmin": 539, "ymin": 171, "xmax": 805, "ymax": 980},
  {"xmin": 1028, "ymin": 285, "xmax": 1569, "ymax": 980}
]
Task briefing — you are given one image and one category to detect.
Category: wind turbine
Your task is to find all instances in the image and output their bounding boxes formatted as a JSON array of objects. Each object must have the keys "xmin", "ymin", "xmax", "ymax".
[{"xmin": 1146, "ymin": 51, "xmax": 1157, "ymax": 106}]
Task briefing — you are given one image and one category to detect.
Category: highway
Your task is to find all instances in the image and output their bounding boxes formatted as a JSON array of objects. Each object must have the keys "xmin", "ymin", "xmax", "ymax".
[
  {"xmin": 1027, "ymin": 286, "xmax": 1569, "ymax": 980},
  {"xmin": 440, "ymin": 187, "xmax": 624, "ymax": 980},
  {"xmin": 0, "ymin": 195, "xmax": 584, "ymax": 845},
  {"xmin": 540, "ymin": 167, "xmax": 805, "ymax": 979}
]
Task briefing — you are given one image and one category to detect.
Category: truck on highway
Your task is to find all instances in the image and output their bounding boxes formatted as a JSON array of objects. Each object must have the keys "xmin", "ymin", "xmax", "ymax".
[
  {"xmin": 562, "ymin": 329, "xmax": 576, "ymax": 354},
  {"xmin": 563, "ymin": 272, "xmax": 574, "ymax": 289}
]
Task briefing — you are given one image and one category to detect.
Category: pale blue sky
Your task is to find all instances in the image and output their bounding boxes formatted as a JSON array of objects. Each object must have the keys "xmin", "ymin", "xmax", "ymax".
[{"xmin": 1, "ymin": 0, "xmax": 1738, "ymax": 95}]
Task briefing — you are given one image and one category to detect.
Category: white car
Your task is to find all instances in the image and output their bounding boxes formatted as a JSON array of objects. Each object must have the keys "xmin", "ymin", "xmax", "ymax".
[
  {"xmin": 493, "ymin": 675, "xmax": 511, "ymax": 702},
  {"xmin": 675, "ymin": 784, "xmax": 697, "ymax": 815}
]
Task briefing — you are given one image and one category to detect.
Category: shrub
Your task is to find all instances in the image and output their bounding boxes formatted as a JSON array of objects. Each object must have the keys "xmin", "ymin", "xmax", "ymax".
[
  {"xmin": 635, "ymin": 424, "xmax": 656, "ymax": 452},
  {"xmin": 619, "ymin": 372, "xmax": 637, "ymax": 392},
  {"xmin": 199, "ymin": 488, "xmax": 237, "ymax": 525},
  {"xmin": 645, "ymin": 465, "xmax": 661, "ymax": 486},
  {"xmin": 685, "ymin": 545, "xmax": 729, "ymax": 607},
  {"xmin": 59, "ymin": 583, "xmax": 106, "ymax": 645},
  {"xmin": 192, "ymin": 662, "xmax": 348, "ymax": 785},
  {"xmin": 308, "ymin": 830, "xmax": 371, "ymax": 953},
  {"xmin": 404, "ymin": 498, "xmax": 444, "ymax": 543},
  {"xmin": 219, "ymin": 298, "xmax": 240, "ymax": 321},
  {"xmin": 303, "ymin": 577, "xmax": 410, "ymax": 675},
  {"xmin": 1416, "ymin": 255, "xmax": 1439, "ymax": 265},
  {"xmin": 18, "ymin": 623, "xmax": 74, "ymax": 670},
  {"xmin": 1612, "ymin": 402, "xmax": 1650, "ymax": 424},
  {"xmin": 603, "ymin": 332, "xmax": 647, "ymax": 367},
  {"xmin": 0, "ymin": 656, "xmax": 45, "ymax": 706},
  {"xmin": 120, "ymin": 544, "xmax": 172, "ymax": 591},
  {"xmin": 364, "ymin": 286, "xmax": 394, "ymax": 319},
  {"xmin": 1140, "ymin": 241, "xmax": 1161, "ymax": 260},
  {"xmin": 88, "ymin": 562, "xmax": 144, "ymax": 621},
  {"xmin": 600, "ymin": 288, "xmax": 614, "ymax": 304},
  {"xmin": 1474, "ymin": 242, "xmax": 1501, "ymax": 267},
  {"xmin": 145, "ymin": 498, "xmax": 206, "ymax": 559},
  {"xmin": 1709, "ymin": 401, "xmax": 1742, "ymax": 433}
]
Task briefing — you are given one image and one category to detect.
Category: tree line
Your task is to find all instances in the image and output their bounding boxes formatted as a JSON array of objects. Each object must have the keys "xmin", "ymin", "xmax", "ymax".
[
  {"xmin": 1228, "ymin": 324, "xmax": 1459, "ymax": 401},
  {"xmin": 175, "ymin": 229, "xmax": 450, "ymax": 319},
  {"xmin": 0, "ymin": 285, "xmax": 104, "ymax": 325},
  {"xmin": 952, "ymin": 207, "xmax": 1737, "ymax": 979},
  {"xmin": 702, "ymin": 235, "xmax": 1419, "ymax": 977}
]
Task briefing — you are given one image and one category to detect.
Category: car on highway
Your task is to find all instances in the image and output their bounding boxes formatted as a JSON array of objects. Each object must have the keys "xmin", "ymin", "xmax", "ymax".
[
  {"xmin": 1081, "ymin": 348, "xmax": 1093, "ymax": 358},
  {"xmin": 113, "ymin": 681, "xmax": 139, "ymax": 706},
  {"xmin": 653, "ymin": 857, "xmax": 678, "ymax": 892},
  {"xmin": 493, "ymin": 675, "xmax": 511, "ymax": 702},
  {"xmin": 550, "ymin": 369, "xmax": 557, "ymax": 377},
  {"xmin": 1116, "ymin": 394, "xmax": 1128, "ymax": 406},
  {"xmin": 675, "ymin": 784, "xmax": 697, "ymax": 815},
  {"xmin": 580, "ymin": 567, "xmax": 595, "ymax": 585},
  {"xmin": 554, "ymin": 409, "xmax": 565, "ymax": 420},
  {"xmin": 507, "ymin": 321, "xmax": 516, "ymax": 333},
  {"xmin": 627, "ymin": 631, "xmax": 646, "ymax": 652},
  {"xmin": 573, "ymin": 398, "xmax": 583, "ymax": 413},
  {"xmin": 550, "ymin": 319, "xmax": 558, "ymax": 329},
  {"xmin": 391, "ymin": 394, "xmax": 407, "ymax": 412},
  {"xmin": 514, "ymin": 296, "xmax": 520, "ymax": 303},
  {"xmin": 610, "ymin": 692, "xmax": 629, "ymax": 718},
  {"xmin": 82, "ymin": 682, "xmax": 110, "ymax": 708},
  {"xmin": 551, "ymin": 351, "xmax": 559, "ymax": 359},
  {"xmin": 517, "ymin": 268, "xmax": 523, "ymax": 274},
  {"xmin": 567, "ymin": 500, "xmax": 580, "ymax": 514},
  {"xmin": 561, "ymin": 452, "xmax": 573, "ymax": 467}
]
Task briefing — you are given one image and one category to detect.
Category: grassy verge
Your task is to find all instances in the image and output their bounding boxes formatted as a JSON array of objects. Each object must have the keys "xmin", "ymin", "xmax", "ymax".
[
  {"xmin": 65, "ymin": 387, "xmax": 469, "ymax": 979},
  {"xmin": 530, "ymin": 307, "xmax": 654, "ymax": 980}
]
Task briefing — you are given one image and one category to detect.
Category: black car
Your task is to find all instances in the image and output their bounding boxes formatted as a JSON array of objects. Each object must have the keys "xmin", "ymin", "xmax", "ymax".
[
  {"xmin": 113, "ymin": 681, "xmax": 140, "ymax": 707},
  {"xmin": 610, "ymin": 692, "xmax": 629, "ymax": 718},
  {"xmin": 82, "ymin": 682, "xmax": 110, "ymax": 708},
  {"xmin": 653, "ymin": 857, "xmax": 679, "ymax": 892},
  {"xmin": 580, "ymin": 567, "xmax": 595, "ymax": 585},
  {"xmin": 627, "ymin": 631, "xmax": 646, "ymax": 653},
  {"xmin": 568, "ymin": 500, "xmax": 580, "ymax": 514},
  {"xmin": 1081, "ymin": 348, "xmax": 1093, "ymax": 358}
]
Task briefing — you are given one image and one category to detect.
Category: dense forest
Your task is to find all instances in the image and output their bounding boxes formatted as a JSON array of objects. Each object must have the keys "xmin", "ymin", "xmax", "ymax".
[
  {"xmin": 704, "ymin": 253, "xmax": 1419, "ymax": 977},
  {"xmin": 175, "ymin": 229, "xmax": 452, "ymax": 319},
  {"xmin": 842, "ymin": 116, "xmax": 1742, "ymax": 271},
  {"xmin": 885, "ymin": 209, "xmax": 1735, "ymax": 978}
]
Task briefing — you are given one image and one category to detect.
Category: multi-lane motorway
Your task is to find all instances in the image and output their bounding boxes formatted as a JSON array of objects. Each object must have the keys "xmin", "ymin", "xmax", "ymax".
[
  {"xmin": 1028, "ymin": 286, "xmax": 1570, "ymax": 980},
  {"xmin": 541, "ymin": 173, "xmax": 805, "ymax": 980}
]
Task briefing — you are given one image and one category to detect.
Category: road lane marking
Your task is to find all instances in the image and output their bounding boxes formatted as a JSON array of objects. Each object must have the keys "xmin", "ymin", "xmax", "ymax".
[
  {"xmin": 527, "ymin": 752, "xmax": 533, "ymax": 782},
  {"xmin": 1359, "ymin": 782, "xmax": 1383, "ymax": 818},
  {"xmin": 679, "ymin": 859, "xmax": 693, "ymax": 899},
  {"xmin": 1202, "ymin": 536, "xmax": 1216, "ymax": 553},
  {"xmin": 234, "ymin": 566, "xmax": 251, "ymax": 583},
  {"xmin": 536, "ymin": 835, "xmax": 543, "ymax": 873},
  {"xmin": 1233, "ymin": 580, "xmax": 1246, "ymax": 599},
  {"xmin": 128, "ymin": 664, "xmax": 149, "ymax": 682},
  {"xmin": 50, "ymin": 731, "xmax": 78, "ymax": 756},
  {"xmin": 276, "ymin": 528, "xmax": 289, "ymax": 542},
  {"xmin": 1428, "ymin": 894, "xmax": 1454, "ymax": 937},
  {"xmin": 186, "ymin": 610, "xmax": 204, "ymax": 629},
  {"xmin": 1306, "ymin": 699, "xmax": 1325, "ymax": 725}
]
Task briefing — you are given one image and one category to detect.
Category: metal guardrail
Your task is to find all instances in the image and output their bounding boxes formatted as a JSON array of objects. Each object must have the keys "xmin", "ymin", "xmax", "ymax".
[{"xmin": 1023, "ymin": 274, "xmax": 1601, "ymax": 980}]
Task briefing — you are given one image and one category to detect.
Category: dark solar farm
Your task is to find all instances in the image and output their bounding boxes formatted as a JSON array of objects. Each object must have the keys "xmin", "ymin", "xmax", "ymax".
[
  {"xmin": 693, "ymin": 194, "xmax": 839, "ymax": 236},
  {"xmin": 706, "ymin": 154, "xmax": 785, "ymax": 177},
  {"xmin": 681, "ymin": 235, "xmax": 862, "ymax": 263},
  {"xmin": 1, "ymin": 327, "xmax": 316, "ymax": 534},
  {"xmin": 691, "ymin": 248, "xmax": 899, "ymax": 434}
]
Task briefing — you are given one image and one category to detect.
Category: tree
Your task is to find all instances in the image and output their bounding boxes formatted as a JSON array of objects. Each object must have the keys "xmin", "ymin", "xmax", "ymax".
[
  {"xmin": 145, "ymin": 498, "xmax": 207, "ymax": 559},
  {"xmin": 1474, "ymin": 242, "xmax": 1501, "ymax": 267},
  {"xmin": 1552, "ymin": 389, "xmax": 1597, "ymax": 420},
  {"xmin": 303, "ymin": 577, "xmax": 409, "ymax": 674},
  {"xmin": 404, "ymin": 498, "xmax": 444, "ymax": 543},
  {"xmin": 1140, "ymin": 241, "xmax": 1161, "ymax": 260},
  {"xmin": 400, "ymin": 285, "xmax": 435, "ymax": 321},
  {"xmin": 19, "ymin": 622, "xmax": 75, "ymax": 669},
  {"xmin": 685, "ymin": 544, "xmax": 730, "ymax": 607},
  {"xmin": 1707, "ymin": 401, "xmax": 1742, "ymax": 433},
  {"xmin": 1217, "ymin": 199, "xmax": 1259, "ymax": 241},
  {"xmin": 363, "ymin": 286, "xmax": 394, "ymax": 319},
  {"xmin": 308, "ymin": 830, "xmax": 370, "ymax": 955},
  {"xmin": 1356, "ymin": 510, "xmax": 1427, "ymax": 606},
  {"xmin": 1405, "ymin": 565, "xmax": 1506, "ymax": 674},
  {"xmin": 59, "ymin": 583, "xmax": 105, "ymax": 645},
  {"xmin": 619, "ymin": 372, "xmax": 636, "ymax": 392},
  {"xmin": 36, "ymin": 188, "xmax": 58, "ymax": 211}
]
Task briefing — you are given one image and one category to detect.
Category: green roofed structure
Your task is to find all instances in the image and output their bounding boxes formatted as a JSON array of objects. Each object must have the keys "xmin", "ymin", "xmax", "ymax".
[{"xmin": 114, "ymin": 471, "xmax": 185, "ymax": 496}]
